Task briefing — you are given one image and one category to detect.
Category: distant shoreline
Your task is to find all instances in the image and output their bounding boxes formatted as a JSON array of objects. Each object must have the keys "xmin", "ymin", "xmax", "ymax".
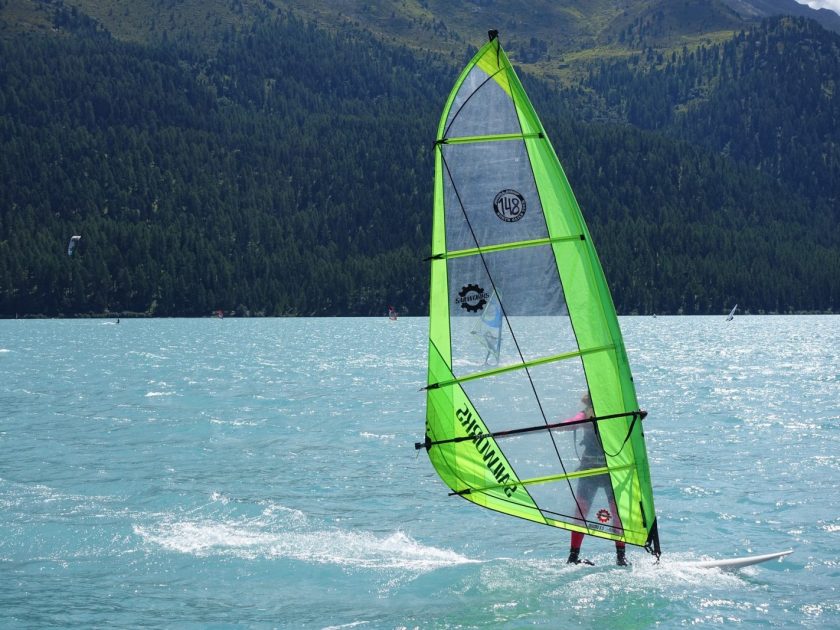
[{"xmin": 2, "ymin": 311, "xmax": 835, "ymax": 319}]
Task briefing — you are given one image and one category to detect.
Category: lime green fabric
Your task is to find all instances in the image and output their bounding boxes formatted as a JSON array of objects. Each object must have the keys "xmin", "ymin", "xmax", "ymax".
[{"xmin": 425, "ymin": 36, "xmax": 657, "ymax": 548}]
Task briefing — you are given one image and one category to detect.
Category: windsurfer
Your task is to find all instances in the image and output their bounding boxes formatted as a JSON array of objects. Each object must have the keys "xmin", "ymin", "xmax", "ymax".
[{"xmin": 564, "ymin": 391, "xmax": 628, "ymax": 567}]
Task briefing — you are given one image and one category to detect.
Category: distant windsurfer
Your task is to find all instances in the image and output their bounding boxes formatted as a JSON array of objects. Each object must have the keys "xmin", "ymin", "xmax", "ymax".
[
  {"xmin": 67, "ymin": 234, "xmax": 81, "ymax": 256},
  {"xmin": 563, "ymin": 391, "xmax": 628, "ymax": 566}
]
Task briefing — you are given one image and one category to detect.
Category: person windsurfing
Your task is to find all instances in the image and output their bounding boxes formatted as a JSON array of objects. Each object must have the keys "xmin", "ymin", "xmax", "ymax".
[{"xmin": 563, "ymin": 391, "xmax": 628, "ymax": 566}]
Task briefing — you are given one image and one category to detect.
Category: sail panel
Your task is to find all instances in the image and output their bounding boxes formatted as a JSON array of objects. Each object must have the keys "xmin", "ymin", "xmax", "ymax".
[
  {"xmin": 426, "ymin": 342, "xmax": 542, "ymax": 519},
  {"xmin": 448, "ymin": 244, "xmax": 565, "ymax": 317},
  {"xmin": 425, "ymin": 34, "xmax": 658, "ymax": 552},
  {"xmin": 442, "ymin": 140, "xmax": 548, "ymax": 252},
  {"xmin": 443, "ymin": 64, "xmax": 519, "ymax": 139},
  {"xmin": 458, "ymin": 360, "xmax": 585, "ymax": 432}
]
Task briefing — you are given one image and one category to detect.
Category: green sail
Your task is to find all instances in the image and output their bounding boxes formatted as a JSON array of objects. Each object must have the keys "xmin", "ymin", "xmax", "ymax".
[{"xmin": 422, "ymin": 33, "xmax": 660, "ymax": 553}]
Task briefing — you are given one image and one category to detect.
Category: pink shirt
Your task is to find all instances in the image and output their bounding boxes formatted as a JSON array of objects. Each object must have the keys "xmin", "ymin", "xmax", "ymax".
[{"xmin": 564, "ymin": 411, "xmax": 587, "ymax": 424}]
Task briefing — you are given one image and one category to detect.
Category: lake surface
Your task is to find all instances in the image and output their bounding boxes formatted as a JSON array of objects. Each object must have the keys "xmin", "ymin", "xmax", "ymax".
[{"xmin": 1, "ymin": 316, "xmax": 838, "ymax": 628}]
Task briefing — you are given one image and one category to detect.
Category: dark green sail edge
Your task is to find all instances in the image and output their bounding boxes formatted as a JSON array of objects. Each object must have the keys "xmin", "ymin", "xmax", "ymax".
[{"xmin": 423, "ymin": 33, "xmax": 659, "ymax": 552}]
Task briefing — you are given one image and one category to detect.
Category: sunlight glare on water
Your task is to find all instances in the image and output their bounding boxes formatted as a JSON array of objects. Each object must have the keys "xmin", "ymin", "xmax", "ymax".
[{"xmin": 0, "ymin": 316, "xmax": 837, "ymax": 627}]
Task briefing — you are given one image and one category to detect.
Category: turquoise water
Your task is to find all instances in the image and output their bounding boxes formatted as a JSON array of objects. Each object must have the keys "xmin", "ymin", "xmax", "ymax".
[{"xmin": 1, "ymin": 316, "xmax": 838, "ymax": 628}]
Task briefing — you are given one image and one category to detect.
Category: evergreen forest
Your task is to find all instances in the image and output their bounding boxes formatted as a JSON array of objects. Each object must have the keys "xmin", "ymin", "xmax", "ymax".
[{"xmin": 0, "ymin": 9, "xmax": 838, "ymax": 316}]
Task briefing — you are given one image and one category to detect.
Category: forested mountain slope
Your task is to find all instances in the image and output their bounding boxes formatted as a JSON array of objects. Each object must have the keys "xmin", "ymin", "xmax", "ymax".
[
  {"xmin": 0, "ymin": 16, "xmax": 450, "ymax": 315},
  {"xmin": 586, "ymin": 17, "xmax": 840, "ymax": 205},
  {"xmin": 0, "ymin": 6, "xmax": 837, "ymax": 315}
]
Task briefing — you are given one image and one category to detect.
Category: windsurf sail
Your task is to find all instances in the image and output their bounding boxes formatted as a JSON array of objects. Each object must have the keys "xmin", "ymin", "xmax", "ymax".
[
  {"xmin": 418, "ymin": 31, "xmax": 660, "ymax": 557},
  {"xmin": 470, "ymin": 290, "xmax": 503, "ymax": 365},
  {"xmin": 67, "ymin": 235, "xmax": 81, "ymax": 256},
  {"xmin": 388, "ymin": 305, "xmax": 398, "ymax": 321},
  {"xmin": 726, "ymin": 304, "xmax": 737, "ymax": 321}
]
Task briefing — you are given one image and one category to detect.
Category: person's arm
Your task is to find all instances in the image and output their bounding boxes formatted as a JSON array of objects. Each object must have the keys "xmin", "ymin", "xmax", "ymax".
[{"xmin": 561, "ymin": 411, "xmax": 587, "ymax": 425}]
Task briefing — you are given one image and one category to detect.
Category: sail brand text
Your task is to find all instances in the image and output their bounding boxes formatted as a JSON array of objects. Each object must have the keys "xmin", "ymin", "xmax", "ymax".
[{"xmin": 456, "ymin": 403, "xmax": 518, "ymax": 497}]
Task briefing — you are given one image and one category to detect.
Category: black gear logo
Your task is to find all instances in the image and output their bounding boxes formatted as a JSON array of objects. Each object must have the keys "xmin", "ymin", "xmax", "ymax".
[{"xmin": 458, "ymin": 284, "xmax": 487, "ymax": 312}]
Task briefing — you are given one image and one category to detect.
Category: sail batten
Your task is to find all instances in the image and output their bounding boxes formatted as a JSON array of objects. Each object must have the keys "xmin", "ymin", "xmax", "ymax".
[
  {"xmin": 422, "ymin": 33, "xmax": 659, "ymax": 554},
  {"xmin": 427, "ymin": 344, "xmax": 616, "ymax": 390},
  {"xmin": 438, "ymin": 131, "xmax": 544, "ymax": 145},
  {"xmin": 453, "ymin": 463, "xmax": 636, "ymax": 496},
  {"xmin": 436, "ymin": 233, "xmax": 585, "ymax": 260}
]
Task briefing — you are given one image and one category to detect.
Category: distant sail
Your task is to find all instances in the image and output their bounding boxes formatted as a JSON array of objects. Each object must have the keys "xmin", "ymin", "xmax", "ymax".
[
  {"xmin": 67, "ymin": 235, "xmax": 81, "ymax": 256},
  {"xmin": 417, "ymin": 32, "xmax": 660, "ymax": 557},
  {"xmin": 388, "ymin": 306, "xmax": 398, "ymax": 321},
  {"xmin": 726, "ymin": 304, "xmax": 738, "ymax": 321},
  {"xmin": 470, "ymin": 290, "xmax": 502, "ymax": 365}
]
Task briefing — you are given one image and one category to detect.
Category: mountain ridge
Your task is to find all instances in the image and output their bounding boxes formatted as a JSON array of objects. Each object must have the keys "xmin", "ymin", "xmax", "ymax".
[{"xmin": 3, "ymin": 0, "xmax": 840, "ymax": 76}]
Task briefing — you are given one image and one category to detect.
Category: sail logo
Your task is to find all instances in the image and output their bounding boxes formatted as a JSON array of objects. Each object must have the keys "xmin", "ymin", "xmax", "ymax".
[
  {"xmin": 493, "ymin": 189, "xmax": 526, "ymax": 222},
  {"xmin": 455, "ymin": 403, "xmax": 518, "ymax": 497},
  {"xmin": 456, "ymin": 284, "xmax": 490, "ymax": 313},
  {"xmin": 597, "ymin": 508, "xmax": 611, "ymax": 523}
]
